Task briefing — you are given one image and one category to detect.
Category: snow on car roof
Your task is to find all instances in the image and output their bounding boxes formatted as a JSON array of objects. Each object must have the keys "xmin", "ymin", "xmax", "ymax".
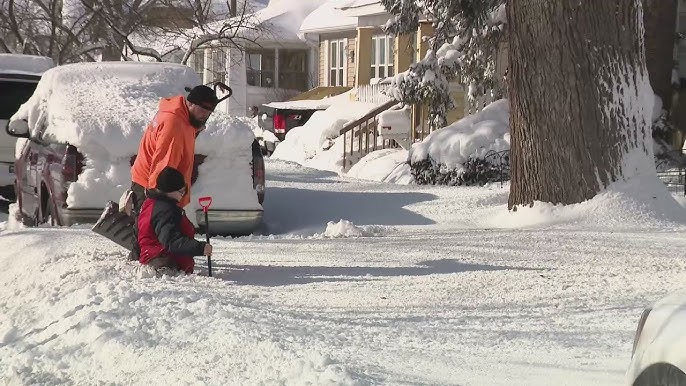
[
  {"xmin": 11, "ymin": 61, "xmax": 259, "ymax": 212},
  {"xmin": 0, "ymin": 54, "xmax": 54, "ymax": 76},
  {"xmin": 12, "ymin": 61, "xmax": 254, "ymax": 158}
]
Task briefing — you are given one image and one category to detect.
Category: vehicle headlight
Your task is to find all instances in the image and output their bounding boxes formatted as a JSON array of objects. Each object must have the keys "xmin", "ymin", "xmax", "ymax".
[{"xmin": 632, "ymin": 308, "xmax": 652, "ymax": 357}]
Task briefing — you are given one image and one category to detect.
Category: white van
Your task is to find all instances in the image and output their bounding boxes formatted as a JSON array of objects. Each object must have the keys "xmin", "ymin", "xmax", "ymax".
[{"xmin": 0, "ymin": 54, "xmax": 54, "ymax": 202}]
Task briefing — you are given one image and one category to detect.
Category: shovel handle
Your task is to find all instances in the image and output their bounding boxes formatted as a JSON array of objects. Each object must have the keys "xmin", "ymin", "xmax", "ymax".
[{"xmin": 198, "ymin": 196, "xmax": 213, "ymax": 277}]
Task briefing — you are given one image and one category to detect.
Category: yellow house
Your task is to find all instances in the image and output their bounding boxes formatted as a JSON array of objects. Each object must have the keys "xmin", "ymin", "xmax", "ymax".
[{"xmin": 298, "ymin": 0, "xmax": 469, "ymax": 131}]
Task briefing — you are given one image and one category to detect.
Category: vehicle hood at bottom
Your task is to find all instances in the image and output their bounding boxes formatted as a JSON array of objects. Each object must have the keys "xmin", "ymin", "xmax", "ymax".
[{"xmin": 627, "ymin": 290, "xmax": 686, "ymax": 382}]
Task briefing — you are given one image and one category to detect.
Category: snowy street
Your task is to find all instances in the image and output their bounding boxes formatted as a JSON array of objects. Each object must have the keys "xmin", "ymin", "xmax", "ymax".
[{"xmin": 2, "ymin": 159, "xmax": 685, "ymax": 385}]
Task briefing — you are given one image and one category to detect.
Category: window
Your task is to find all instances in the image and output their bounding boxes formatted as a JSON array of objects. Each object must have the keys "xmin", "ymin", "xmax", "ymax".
[
  {"xmin": 329, "ymin": 39, "xmax": 345, "ymax": 86},
  {"xmin": 210, "ymin": 48, "xmax": 226, "ymax": 83},
  {"xmin": 0, "ymin": 79, "xmax": 38, "ymax": 119},
  {"xmin": 371, "ymin": 35, "xmax": 394, "ymax": 80},
  {"xmin": 191, "ymin": 50, "xmax": 205, "ymax": 81},
  {"xmin": 246, "ymin": 50, "xmax": 275, "ymax": 88},
  {"xmin": 279, "ymin": 50, "xmax": 308, "ymax": 91}
]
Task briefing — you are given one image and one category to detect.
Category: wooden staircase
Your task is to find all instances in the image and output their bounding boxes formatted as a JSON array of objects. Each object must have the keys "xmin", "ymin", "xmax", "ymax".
[{"xmin": 339, "ymin": 100, "xmax": 400, "ymax": 171}]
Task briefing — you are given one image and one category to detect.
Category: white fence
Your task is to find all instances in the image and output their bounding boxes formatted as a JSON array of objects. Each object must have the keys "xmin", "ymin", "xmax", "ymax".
[{"xmin": 356, "ymin": 84, "xmax": 394, "ymax": 104}]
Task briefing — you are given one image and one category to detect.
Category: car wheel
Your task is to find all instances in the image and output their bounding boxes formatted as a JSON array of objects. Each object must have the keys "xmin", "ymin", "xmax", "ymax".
[{"xmin": 634, "ymin": 364, "xmax": 686, "ymax": 386}]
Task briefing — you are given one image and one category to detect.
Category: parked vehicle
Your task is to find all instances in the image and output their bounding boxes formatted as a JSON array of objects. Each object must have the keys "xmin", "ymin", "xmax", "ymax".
[
  {"xmin": 6, "ymin": 61, "xmax": 264, "ymax": 236},
  {"xmin": 626, "ymin": 290, "xmax": 686, "ymax": 386},
  {"xmin": 0, "ymin": 54, "xmax": 54, "ymax": 202},
  {"xmin": 257, "ymin": 103, "xmax": 321, "ymax": 141}
]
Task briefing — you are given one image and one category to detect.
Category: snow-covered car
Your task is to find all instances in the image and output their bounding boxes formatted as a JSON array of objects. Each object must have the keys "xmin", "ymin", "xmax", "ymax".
[
  {"xmin": 626, "ymin": 290, "xmax": 686, "ymax": 385},
  {"xmin": 5, "ymin": 61, "xmax": 265, "ymax": 235},
  {"xmin": 0, "ymin": 54, "xmax": 54, "ymax": 203}
]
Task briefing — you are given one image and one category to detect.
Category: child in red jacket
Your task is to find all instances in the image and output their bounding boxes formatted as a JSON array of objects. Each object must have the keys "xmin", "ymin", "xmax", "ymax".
[{"xmin": 137, "ymin": 166, "xmax": 212, "ymax": 275}]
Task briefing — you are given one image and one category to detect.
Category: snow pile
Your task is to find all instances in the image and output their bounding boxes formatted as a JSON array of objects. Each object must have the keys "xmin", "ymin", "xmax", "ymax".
[
  {"xmin": 270, "ymin": 100, "xmax": 377, "ymax": 169},
  {"xmin": 314, "ymin": 219, "xmax": 386, "ymax": 238},
  {"xmin": 409, "ymin": 99, "xmax": 510, "ymax": 169},
  {"xmin": 346, "ymin": 149, "xmax": 412, "ymax": 184},
  {"xmin": 0, "ymin": 54, "xmax": 54, "ymax": 75},
  {"xmin": 378, "ymin": 104, "xmax": 411, "ymax": 135},
  {"xmin": 484, "ymin": 174, "xmax": 686, "ymax": 230},
  {"xmin": 237, "ymin": 116, "xmax": 279, "ymax": 143},
  {"xmin": 0, "ymin": 230, "xmax": 357, "ymax": 385},
  {"xmin": 11, "ymin": 62, "xmax": 259, "ymax": 213}
]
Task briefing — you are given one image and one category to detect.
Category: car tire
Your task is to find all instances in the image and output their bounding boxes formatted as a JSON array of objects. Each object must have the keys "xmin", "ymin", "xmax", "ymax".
[{"xmin": 634, "ymin": 364, "xmax": 686, "ymax": 386}]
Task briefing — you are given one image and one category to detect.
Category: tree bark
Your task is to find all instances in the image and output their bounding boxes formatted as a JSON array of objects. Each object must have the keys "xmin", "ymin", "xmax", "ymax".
[
  {"xmin": 507, "ymin": 0, "xmax": 654, "ymax": 209},
  {"xmin": 643, "ymin": 0, "xmax": 678, "ymax": 112}
]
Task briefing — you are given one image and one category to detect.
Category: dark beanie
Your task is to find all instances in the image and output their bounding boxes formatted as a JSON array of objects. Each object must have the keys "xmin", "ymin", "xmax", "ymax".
[
  {"xmin": 156, "ymin": 166, "xmax": 186, "ymax": 193},
  {"xmin": 186, "ymin": 85, "xmax": 219, "ymax": 111}
]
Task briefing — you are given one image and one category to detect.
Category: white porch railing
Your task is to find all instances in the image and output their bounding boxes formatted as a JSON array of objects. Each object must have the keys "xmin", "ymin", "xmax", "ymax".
[{"xmin": 356, "ymin": 83, "xmax": 394, "ymax": 104}]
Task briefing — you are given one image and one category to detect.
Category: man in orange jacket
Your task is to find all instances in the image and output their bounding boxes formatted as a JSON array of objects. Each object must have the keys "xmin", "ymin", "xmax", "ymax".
[{"xmin": 128, "ymin": 85, "xmax": 219, "ymax": 260}]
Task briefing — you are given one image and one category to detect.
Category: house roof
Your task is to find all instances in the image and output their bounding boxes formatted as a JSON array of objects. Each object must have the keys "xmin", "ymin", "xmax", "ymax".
[
  {"xmin": 299, "ymin": 0, "xmax": 359, "ymax": 34},
  {"xmin": 339, "ymin": 0, "xmax": 386, "ymax": 17},
  {"xmin": 201, "ymin": 0, "xmax": 326, "ymax": 44}
]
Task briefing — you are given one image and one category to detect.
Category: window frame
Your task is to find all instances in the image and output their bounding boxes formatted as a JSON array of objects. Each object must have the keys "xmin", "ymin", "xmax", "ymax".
[
  {"xmin": 370, "ymin": 34, "xmax": 395, "ymax": 80},
  {"xmin": 329, "ymin": 39, "xmax": 345, "ymax": 87}
]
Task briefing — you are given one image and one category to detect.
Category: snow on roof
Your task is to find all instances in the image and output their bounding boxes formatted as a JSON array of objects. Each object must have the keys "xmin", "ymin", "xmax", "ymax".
[
  {"xmin": 201, "ymin": 0, "xmax": 326, "ymax": 43},
  {"xmin": 339, "ymin": 0, "xmax": 386, "ymax": 17},
  {"xmin": 264, "ymin": 90, "xmax": 354, "ymax": 109},
  {"xmin": 409, "ymin": 99, "xmax": 510, "ymax": 170},
  {"xmin": 299, "ymin": 0, "xmax": 358, "ymax": 34},
  {"xmin": 0, "ymin": 54, "xmax": 54, "ymax": 76}
]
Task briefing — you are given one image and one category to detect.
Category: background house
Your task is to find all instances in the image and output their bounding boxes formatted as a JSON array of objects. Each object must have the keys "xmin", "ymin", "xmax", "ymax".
[{"xmin": 188, "ymin": 0, "xmax": 325, "ymax": 116}]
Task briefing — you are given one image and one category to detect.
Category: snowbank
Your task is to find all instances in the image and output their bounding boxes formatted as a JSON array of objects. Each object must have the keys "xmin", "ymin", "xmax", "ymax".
[
  {"xmin": 409, "ymin": 99, "xmax": 510, "ymax": 169},
  {"xmin": 346, "ymin": 149, "xmax": 412, "ymax": 184},
  {"xmin": 484, "ymin": 174, "xmax": 686, "ymax": 230},
  {"xmin": 11, "ymin": 62, "xmax": 259, "ymax": 213},
  {"xmin": 270, "ymin": 100, "xmax": 378, "ymax": 169}
]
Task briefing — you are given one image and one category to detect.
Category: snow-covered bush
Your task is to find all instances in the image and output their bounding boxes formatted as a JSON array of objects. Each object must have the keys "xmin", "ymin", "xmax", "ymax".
[
  {"xmin": 411, "ymin": 154, "xmax": 507, "ymax": 186},
  {"xmin": 409, "ymin": 99, "xmax": 510, "ymax": 186}
]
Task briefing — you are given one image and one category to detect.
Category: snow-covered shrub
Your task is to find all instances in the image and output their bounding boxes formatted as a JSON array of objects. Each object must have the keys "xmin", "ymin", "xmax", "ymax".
[
  {"xmin": 411, "ymin": 153, "xmax": 508, "ymax": 186},
  {"xmin": 408, "ymin": 99, "xmax": 510, "ymax": 186}
]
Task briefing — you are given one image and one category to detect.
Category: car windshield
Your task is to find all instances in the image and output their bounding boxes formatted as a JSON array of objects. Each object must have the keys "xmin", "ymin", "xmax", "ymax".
[{"xmin": 0, "ymin": 79, "xmax": 38, "ymax": 119}]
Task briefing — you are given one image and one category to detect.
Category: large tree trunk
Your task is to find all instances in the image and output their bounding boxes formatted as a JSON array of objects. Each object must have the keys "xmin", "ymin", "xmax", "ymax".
[
  {"xmin": 507, "ymin": 0, "xmax": 654, "ymax": 209},
  {"xmin": 643, "ymin": 0, "xmax": 678, "ymax": 112}
]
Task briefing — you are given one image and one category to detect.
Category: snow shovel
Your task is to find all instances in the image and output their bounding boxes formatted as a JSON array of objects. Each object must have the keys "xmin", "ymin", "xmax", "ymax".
[{"xmin": 198, "ymin": 196, "xmax": 213, "ymax": 277}]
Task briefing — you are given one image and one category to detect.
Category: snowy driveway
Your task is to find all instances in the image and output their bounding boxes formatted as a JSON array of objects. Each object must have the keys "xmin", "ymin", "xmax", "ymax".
[{"xmin": 1, "ymin": 159, "xmax": 685, "ymax": 385}]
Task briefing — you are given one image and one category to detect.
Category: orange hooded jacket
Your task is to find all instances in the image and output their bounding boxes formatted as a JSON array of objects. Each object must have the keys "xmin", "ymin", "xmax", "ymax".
[{"xmin": 131, "ymin": 96, "xmax": 197, "ymax": 208}]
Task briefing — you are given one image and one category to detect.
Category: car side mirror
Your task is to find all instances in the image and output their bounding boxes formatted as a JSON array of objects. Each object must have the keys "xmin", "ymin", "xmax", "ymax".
[{"xmin": 6, "ymin": 119, "xmax": 30, "ymax": 138}]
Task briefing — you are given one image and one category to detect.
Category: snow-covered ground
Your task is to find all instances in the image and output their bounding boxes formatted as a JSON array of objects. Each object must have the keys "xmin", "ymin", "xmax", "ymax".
[{"xmin": 2, "ymin": 157, "xmax": 686, "ymax": 385}]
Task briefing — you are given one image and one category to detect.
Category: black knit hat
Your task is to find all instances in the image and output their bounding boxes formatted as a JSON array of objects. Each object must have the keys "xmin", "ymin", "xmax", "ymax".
[
  {"xmin": 186, "ymin": 85, "xmax": 219, "ymax": 111},
  {"xmin": 156, "ymin": 166, "xmax": 186, "ymax": 193}
]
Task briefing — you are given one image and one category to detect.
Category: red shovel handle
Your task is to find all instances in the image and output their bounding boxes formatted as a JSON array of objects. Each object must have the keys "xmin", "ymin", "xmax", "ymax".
[{"xmin": 198, "ymin": 196, "xmax": 212, "ymax": 212}]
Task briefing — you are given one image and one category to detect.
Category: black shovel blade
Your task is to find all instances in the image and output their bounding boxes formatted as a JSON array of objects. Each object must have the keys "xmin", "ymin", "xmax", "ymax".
[{"xmin": 91, "ymin": 201, "xmax": 135, "ymax": 251}]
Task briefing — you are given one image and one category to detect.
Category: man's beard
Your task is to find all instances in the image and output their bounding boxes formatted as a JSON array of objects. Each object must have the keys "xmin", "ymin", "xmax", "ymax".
[{"xmin": 189, "ymin": 114, "xmax": 207, "ymax": 129}]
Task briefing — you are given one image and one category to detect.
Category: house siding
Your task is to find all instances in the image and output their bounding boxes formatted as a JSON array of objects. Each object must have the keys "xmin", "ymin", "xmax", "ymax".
[
  {"xmin": 346, "ymin": 37, "xmax": 357, "ymax": 87},
  {"xmin": 319, "ymin": 31, "xmax": 357, "ymax": 87}
]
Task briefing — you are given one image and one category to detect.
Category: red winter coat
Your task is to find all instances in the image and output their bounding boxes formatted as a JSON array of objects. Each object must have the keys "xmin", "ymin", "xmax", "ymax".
[{"xmin": 137, "ymin": 191, "xmax": 206, "ymax": 273}]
